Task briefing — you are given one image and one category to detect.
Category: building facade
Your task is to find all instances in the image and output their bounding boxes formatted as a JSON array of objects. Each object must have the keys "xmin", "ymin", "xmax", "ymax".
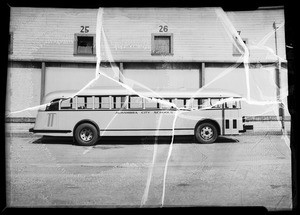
[{"xmin": 7, "ymin": 7, "xmax": 289, "ymax": 119}]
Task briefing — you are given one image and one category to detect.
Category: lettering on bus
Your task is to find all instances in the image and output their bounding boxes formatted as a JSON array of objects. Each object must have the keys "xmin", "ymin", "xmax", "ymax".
[
  {"xmin": 115, "ymin": 111, "xmax": 138, "ymax": 114},
  {"xmin": 154, "ymin": 111, "xmax": 174, "ymax": 114},
  {"xmin": 114, "ymin": 110, "xmax": 174, "ymax": 114}
]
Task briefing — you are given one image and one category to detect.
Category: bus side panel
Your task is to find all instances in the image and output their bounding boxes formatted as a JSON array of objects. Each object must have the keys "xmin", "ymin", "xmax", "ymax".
[
  {"xmin": 100, "ymin": 110, "xmax": 180, "ymax": 136},
  {"xmin": 31, "ymin": 111, "xmax": 72, "ymax": 136},
  {"xmin": 56, "ymin": 110, "xmax": 197, "ymax": 136},
  {"xmin": 224, "ymin": 109, "xmax": 242, "ymax": 135},
  {"xmin": 179, "ymin": 109, "xmax": 223, "ymax": 131},
  {"xmin": 42, "ymin": 109, "xmax": 231, "ymax": 137},
  {"xmin": 57, "ymin": 111, "xmax": 116, "ymax": 136},
  {"xmin": 34, "ymin": 111, "xmax": 59, "ymax": 131}
]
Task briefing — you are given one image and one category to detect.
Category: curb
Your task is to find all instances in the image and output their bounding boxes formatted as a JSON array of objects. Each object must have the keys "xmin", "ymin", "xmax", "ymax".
[
  {"xmin": 5, "ymin": 117, "xmax": 36, "ymax": 123},
  {"xmin": 5, "ymin": 132, "xmax": 43, "ymax": 138}
]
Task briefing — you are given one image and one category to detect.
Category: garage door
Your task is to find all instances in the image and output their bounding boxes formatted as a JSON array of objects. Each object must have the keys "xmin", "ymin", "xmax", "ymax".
[
  {"xmin": 123, "ymin": 69, "xmax": 199, "ymax": 90},
  {"xmin": 45, "ymin": 66, "xmax": 120, "ymax": 95}
]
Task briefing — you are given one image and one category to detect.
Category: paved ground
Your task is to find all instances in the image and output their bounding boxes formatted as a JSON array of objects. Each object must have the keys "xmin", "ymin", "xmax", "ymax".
[{"xmin": 5, "ymin": 122, "xmax": 292, "ymax": 210}]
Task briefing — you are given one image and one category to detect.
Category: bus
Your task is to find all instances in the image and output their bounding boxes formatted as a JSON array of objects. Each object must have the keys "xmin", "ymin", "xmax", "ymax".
[{"xmin": 29, "ymin": 87, "xmax": 245, "ymax": 146}]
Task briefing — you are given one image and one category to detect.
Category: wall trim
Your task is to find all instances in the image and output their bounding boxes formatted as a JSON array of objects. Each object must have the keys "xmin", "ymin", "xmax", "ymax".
[
  {"xmin": 8, "ymin": 59, "xmax": 288, "ymax": 65},
  {"xmin": 6, "ymin": 117, "xmax": 36, "ymax": 123}
]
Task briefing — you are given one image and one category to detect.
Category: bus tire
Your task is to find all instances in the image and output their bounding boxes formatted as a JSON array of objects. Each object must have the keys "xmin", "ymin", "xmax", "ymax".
[
  {"xmin": 195, "ymin": 122, "xmax": 218, "ymax": 144},
  {"xmin": 74, "ymin": 123, "xmax": 98, "ymax": 146}
]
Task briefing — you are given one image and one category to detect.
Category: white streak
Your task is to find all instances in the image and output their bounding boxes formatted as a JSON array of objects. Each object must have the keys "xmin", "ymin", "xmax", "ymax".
[
  {"xmin": 140, "ymin": 114, "xmax": 163, "ymax": 206},
  {"xmin": 215, "ymin": 8, "xmax": 251, "ymax": 100},
  {"xmin": 161, "ymin": 110, "xmax": 180, "ymax": 207}
]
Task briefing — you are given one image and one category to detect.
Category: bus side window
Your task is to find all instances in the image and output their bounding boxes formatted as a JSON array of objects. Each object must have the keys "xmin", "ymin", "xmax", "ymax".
[
  {"xmin": 167, "ymin": 98, "xmax": 176, "ymax": 109},
  {"xmin": 94, "ymin": 96, "xmax": 100, "ymax": 108},
  {"xmin": 129, "ymin": 96, "xmax": 142, "ymax": 109},
  {"xmin": 160, "ymin": 98, "xmax": 173, "ymax": 109},
  {"xmin": 173, "ymin": 98, "xmax": 184, "ymax": 108},
  {"xmin": 210, "ymin": 98, "xmax": 222, "ymax": 109},
  {"xmin": 185, "ymin": 99, "xmax": 193, "ymax": 108},
  {"xmin": 225, "ymin": 101, "xmax": 233, "ymax": 109},
  {"xmin": 112, "ymin": 96, "xmax": 127, "ymax": 109},
  {"xmin": 77, "ymin": 97, "xmax": 84, "ymax": 109},
  {"xmin": 95, "ymin": 96, "xmax": 110, "ymax": 109},
  {"xmin": 60, "ymin": 98, "xmax": 74, "ymax": 110},
  {"xmin": 145, "ymin": 98, "xmax": 159, "ymax": 109},
  {"xmin": 86, "ymin": 97, "xmax": 93, "ymax": 109},
  {"xmin": 174, "ymin": 98, "xmax": 192, "ymax": 109},
  {"xmin": 77, "ymin": 96, "xmax": 93, "ymax": 109},
  {"xmin": 199, "ymin": 98, "xmax": 210, "ymax": 108},
  {"xmin": 225, "ymin": 100, "xmax": 240, "ymax": 109},
  {"xmin": 192, "ymin": 98, "xmax": 199, "ymax": 109}
]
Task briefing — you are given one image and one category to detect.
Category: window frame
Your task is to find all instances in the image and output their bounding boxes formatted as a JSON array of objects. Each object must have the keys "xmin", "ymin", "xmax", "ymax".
[
  {"xmin": 73, "ymin": 33, "xmax": 96, "ymax": 56},
  {"xmin": 76, "ymin": 96, "xmax": 94, "ymax": 110},
  {"xmin": 60, "ymin": 98, "xmax": 75, "ymax": 110},
  {"xmin": 111, "ymin": 95, "xmax": 128, "ymax": 109},
  {"xmin": 95, "ymin": 96, "xmax": 111, "ymax": 109},
  {"xmin": 151, "ymin": 33, "xmax": 174, "ymax": 56},
  {"xmin": 232, "ymin": 37, "xmax": 248, "ymax": 56},
  {"xmin": 128, "ymin": 95, "xmax": 143, "ymax": 109}
]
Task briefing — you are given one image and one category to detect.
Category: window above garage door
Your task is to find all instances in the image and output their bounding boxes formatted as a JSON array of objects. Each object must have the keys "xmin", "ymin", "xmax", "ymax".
[
  {"xmin": 74, "ymin": 34, "xmax": 96, "ymax": 56},
  {"xmin": 151, "ymin": 33, "xmax": 174, "ymax": 56}
]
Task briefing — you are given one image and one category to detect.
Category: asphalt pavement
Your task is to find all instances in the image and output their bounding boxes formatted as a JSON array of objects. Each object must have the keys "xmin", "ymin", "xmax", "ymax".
[{"xmin": 5, "ymin": 121, "xmax": 292, "ymax": 210}]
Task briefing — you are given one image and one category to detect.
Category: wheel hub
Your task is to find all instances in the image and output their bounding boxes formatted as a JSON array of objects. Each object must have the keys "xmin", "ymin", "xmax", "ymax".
[
  {"xmin": 200, "ymin": 126, "xmax": 213, "ymax": 140},
  {"xmin": 80, "ymin": 128, "xmax": 93, "ymax": 142}
]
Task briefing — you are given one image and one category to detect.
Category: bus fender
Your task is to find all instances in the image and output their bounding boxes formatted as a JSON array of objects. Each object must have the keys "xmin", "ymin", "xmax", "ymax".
[
  {"xmin": 73, "ymin": 119, "xmax": 101, "ymax": 137},
  {"xmin": 194, "ymin": 119, "xmax": 221, "ymax": 135}
]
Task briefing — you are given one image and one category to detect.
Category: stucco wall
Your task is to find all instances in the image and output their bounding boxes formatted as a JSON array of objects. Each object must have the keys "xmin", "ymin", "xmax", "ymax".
[{"xmin": 6, "ymin": 67, "xmax": 41, "ymax": 118}]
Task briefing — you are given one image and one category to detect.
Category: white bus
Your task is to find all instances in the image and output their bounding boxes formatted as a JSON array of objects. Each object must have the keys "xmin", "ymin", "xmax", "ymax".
[{"xmin": 29, "ymin": 87, "xmax": 245, "ymax": 146}]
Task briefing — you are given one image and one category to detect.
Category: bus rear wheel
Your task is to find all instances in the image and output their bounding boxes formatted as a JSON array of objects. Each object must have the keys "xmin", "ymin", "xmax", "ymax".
[
  {"xmin": 195, "ymin": 122, "xmax": 218, "ymax": 144},
  {"xmin": 74, "ymin": 123, "xmax": 98, "ymax": 146}
]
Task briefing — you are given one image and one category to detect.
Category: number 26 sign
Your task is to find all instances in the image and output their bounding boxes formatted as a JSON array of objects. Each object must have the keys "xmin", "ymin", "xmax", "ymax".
[{"xmin": 159, "ymin": 25, "xmax": 168, "ymax": 32}]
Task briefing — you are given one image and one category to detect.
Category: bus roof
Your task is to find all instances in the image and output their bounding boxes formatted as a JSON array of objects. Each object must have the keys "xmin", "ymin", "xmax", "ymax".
[{"xmin": 42, "ymin": 87, "xmax": 243, "ymax": 104}]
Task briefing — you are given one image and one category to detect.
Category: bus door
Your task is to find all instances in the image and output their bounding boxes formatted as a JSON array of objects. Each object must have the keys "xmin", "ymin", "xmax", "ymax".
[{"xmin": 223, "ymin": 99, "xmax": 240, "ymax": 135}]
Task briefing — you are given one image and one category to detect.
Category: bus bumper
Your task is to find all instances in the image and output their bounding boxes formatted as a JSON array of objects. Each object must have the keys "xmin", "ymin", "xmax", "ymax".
[
  {"xmin": 29, "ymin": 128, "xmax": 72, "ymax": 134},
  {"xmin": 239, "ymin": 124, "xmax": 254, "ymax": 133}
]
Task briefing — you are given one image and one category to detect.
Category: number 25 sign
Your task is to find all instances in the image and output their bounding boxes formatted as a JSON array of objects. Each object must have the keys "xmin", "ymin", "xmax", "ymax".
[{"xmin": 80, "ymin": 26, "xmax": 89, "ymax": 33}]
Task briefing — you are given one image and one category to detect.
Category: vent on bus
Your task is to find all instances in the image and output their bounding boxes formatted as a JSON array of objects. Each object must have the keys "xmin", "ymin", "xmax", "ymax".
[
  {"xmin": 233, "ymin": 119, "xmax": 237, "ymax": 129},
  {"xmin": 225, "ymin": 119, "xmax": 230, "ymax": 129}
]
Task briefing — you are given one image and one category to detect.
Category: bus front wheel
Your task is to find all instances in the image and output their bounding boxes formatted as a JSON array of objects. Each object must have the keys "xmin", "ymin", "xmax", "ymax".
[
  {"xmin": 74, "ymin": 123, "xmax": 98, "ymax": 146},
  {"xmin": 195, "ymin": 122, "xmax": 218, "ymax": 144}
]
